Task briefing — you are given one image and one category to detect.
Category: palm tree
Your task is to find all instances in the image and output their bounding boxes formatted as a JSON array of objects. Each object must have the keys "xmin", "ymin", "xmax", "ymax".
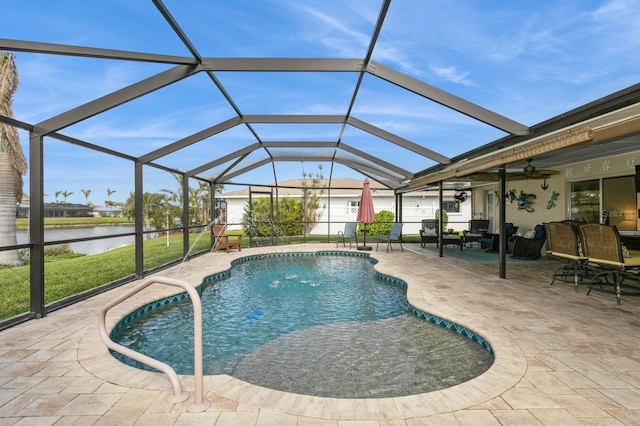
[
  {"xmin": 105, "ymin": 188, "xmax": 117, "ymax": 210},
  {"xmin": 189, "ymin": 182, "xmax": 210, "ymax": 224},
  {"xmin": 81, "ymin": 189, "xmax": 91, "ymax": 205},
  {"xmin": 61, "ymin": 190, "xmax": 73, "ymax": 204},
  {"xmin": 106, "ymin": 188, "xmax": 116, "ymax": 202},
  {"xmin": 0, "ymin": 52, "xmax": 26, "ymax": 266},
  {"xmin": 121, "ymin": 191, "xmax": 167, "ymax": 236},
  {"xmin": 54, "ymin": 191, "xmax": 62, "ymax": 204}
]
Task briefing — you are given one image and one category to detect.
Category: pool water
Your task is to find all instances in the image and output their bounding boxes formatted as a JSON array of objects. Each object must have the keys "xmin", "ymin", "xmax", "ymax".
[{"xmin": 111, "ymin": 253, "xmax": 494, "ymax": 398}]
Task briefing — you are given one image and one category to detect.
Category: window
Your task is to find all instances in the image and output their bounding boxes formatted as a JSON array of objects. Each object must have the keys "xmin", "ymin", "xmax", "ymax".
[
  {"xmin": 570, "ymin": 179, "xmax": 600, "ymax": 223},
  {"xmin": 443, "ymin": 200, "xmax": 460, "ymax": 213},
  {"xmin": 603, "ymin": 175, "xmax": 636, "ymax": 230}
]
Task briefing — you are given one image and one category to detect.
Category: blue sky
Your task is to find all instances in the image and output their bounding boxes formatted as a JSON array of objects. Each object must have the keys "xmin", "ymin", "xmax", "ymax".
[{"xmin": 3, "ymin": 0, "xmax": 640, "ymax": 205}]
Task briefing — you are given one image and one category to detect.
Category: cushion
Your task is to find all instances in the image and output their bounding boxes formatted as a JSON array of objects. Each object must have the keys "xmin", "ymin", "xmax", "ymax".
[
  {"xmin": 524, "ymin": 229, "xmax": 536, "ymax": 239},
  {"xmin": 422, "ymin": 228, "xmax": 437, "ymax": 236}
]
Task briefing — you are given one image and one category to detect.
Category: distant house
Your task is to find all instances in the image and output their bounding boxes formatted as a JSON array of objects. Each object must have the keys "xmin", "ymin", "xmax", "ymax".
[
  {"xmin": 219, "ymin": 178, "xmax": 472, "ymax": 235},
  {"xmin": 42, "ymin": 203, "xmax": 93, "ymax": 218},
  {"xmin": 44, "ymin": 203, "xmax": 93, "ymax": 217},
  {"xmin": 16, "ymin": 201, "xmax": 94, "ymax": 219}
]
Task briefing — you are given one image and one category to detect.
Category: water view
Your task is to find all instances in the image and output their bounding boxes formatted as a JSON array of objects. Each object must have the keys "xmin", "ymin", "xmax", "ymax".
[{"xmin": 16, "ymin": 225, "xmax": 139, "ymax": 255}]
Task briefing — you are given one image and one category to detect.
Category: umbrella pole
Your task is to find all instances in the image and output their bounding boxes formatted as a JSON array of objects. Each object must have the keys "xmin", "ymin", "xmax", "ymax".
[{"xmin": 358, "ymin": 223, "xmax": 372, "ymax": 250}]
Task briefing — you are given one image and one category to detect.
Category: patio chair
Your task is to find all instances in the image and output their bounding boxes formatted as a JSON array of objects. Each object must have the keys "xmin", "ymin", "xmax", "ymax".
[
  {"xmin": 544, "ymin": 221, "xmax": 586, "ymax": 290},
  {"xmin": 463, "ymin": 219, "xmax": 489, "ymax": 248},
  {"xmin": 579, "ymin": 223, "xmax": 640, "ymax": 304},
  {"xmin": 377, "ymin": 222, "xmax": 404, "ymax": 252},
  {"xmin": 510, "ymin": 224, "xmax": 546, "ymax": 259},
  {"xmin": 480, "ymin": 222, "xmax": 518, "ymax": 252},
  {"xmin": 336, "ymin": 222, "xmax": 359, "ymax": 248},
  {"xmin": 419, "ymin": 219, "xmax": 438, "ymax": 248},
  {"xmin": 211, "ymin": 224, "xmax": 242, "ymax": 253}
]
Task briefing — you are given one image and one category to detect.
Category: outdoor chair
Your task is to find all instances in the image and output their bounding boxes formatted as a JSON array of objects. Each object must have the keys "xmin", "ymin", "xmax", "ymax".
[
  {"xmin": 510, "ymin": 224, "xmax": 546, "ymax": 259},
  {"xmin": 463, "ymin": 219, "xmax": 489, "ymax": 248},
  {"xmin": 377, "ymin": 222, "xmax": 404, "ymax": 252},
  {"xmin": 336, "ymin": 222, "xmax": 359, "ymax": 248},
  {"xmin": 505, "ymin": 222, "xmax": 520, "ymax": 252},
  {"xmin": 480, "ymin": 222, "xmax": 518, "ymax": 252},
  {"xmin": 545, "ymin": 221, "xmax": 586, "ymax": 290},
  {"xmin": 419, "ymin": 219, "xmax": 438, "ymax": 248},
  {"xmin": 211, "ymin": 224, "xmax": 242, "ymax": 253},
  {"xmin": 579, "ymin": 223, "xmax": 640, "ymax": 304}
]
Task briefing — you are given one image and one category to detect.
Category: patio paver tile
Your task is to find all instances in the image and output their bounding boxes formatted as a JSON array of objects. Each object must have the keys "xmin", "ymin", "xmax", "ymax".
[{"xmin": 0, "ymin": 243, "xmax": 639, "ymax": 424}]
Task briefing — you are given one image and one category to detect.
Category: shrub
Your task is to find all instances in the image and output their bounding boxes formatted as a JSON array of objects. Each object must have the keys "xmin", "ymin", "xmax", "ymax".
[
  {"xmin": 362, "ymin": 210, "xmax": 395, "ymax": 236},
  {"xmin": 44, "ymin": 244, "xmax": 72, "ymax": 257},
  {"xmin": 436, "ymin": 209, "xmax": 448, "ymax": 229},
  {"xmin": 242, "ymin": 197, "xmax": 304, "ymax": 237},
  {"xmin": 44, "ymin": 245, "xmax": 85, "ymax": 262}
]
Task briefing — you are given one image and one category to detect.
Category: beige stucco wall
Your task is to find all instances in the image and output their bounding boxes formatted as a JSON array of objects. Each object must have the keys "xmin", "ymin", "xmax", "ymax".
[{"xmin": 470, "ymin": 150, "xmax": 640, "ymax": 234}]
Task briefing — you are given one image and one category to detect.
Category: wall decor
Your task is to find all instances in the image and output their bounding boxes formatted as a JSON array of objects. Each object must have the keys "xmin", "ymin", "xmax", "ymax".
[
  {"xmin": 547, "ymin": 191, "xmax": 559, "ymax": 209},
  {"xmin": 516, "ymin": 191, "xmax": 536, "ymax": 212},
  {"xmin": 541, "ymin": 178, "xmax": 549, "ymax": 190},
  {"xmin": 494, "ymin": 190, "xmax": 511, "ymax": 204}
]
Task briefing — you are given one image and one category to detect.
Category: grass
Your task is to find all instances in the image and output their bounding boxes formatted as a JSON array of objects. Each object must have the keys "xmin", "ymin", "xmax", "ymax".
[
  {"xmin": 0, "ymin": 232, "xmax": 211, "ymax": 321},
  {"xmin": 0, "ymin": 229, "xmax": 422, "ymax": 321},
  {"xmin": 15, "ymin": 217, "xmax": 134, "ymax": 230}
]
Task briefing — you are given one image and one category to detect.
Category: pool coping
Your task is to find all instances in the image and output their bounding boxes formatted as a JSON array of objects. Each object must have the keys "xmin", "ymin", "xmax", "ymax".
[{"xmin": 78, "ymin": 246, "xmax": 527, "ymax": 420}]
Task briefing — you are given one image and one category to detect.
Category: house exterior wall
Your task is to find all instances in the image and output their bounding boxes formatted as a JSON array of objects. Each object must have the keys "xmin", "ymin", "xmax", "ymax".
[
  {"xmin": 471, "ymin": 151, "xmax": 640, "ymax": 235},
  {"xmin": 221, "ymin": 191, "xmax": 473, "ymax": 236}
]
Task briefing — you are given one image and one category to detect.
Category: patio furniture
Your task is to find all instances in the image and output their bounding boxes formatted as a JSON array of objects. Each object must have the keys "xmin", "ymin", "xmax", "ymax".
[
  {"xmin": 480, "ymin": 223, "xmax": 518, "ymax": 252},
  {"xmin": 211, "ymin": 224, "xmax": 242, "ymax": 253},
  {"xmin": 419, "ymin": 219, "xmax": 439, "ymax": 248},
  {"xmin": 336, "ymin": 222, "xmax": 359, "ymax": 248},
  {"xmin": 377, "ymin": 222, "xmax": 404, "ymax": 252},
  {"xmin": 510, "ymin": 224, "xmax": 546, "ymax": 259},
  {"xmin": 443, "ymin": 233, "xmax": 463, "ymax": 251},
  {"xmin": 544, "ymin": 221, "xmax": 586, "ymax": 290},
  {"xmin": 463, "ymin": 219, "xmax": 489, "ymax": 248},
  {"xmin": 579, "ymin": 223, "xmax": 640, "ymax": 304}
]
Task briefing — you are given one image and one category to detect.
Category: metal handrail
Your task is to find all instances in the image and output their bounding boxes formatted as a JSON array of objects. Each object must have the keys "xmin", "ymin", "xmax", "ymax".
[{"xmin": 98, "ymin": 276, "xmax": 210, "ymax": 413}]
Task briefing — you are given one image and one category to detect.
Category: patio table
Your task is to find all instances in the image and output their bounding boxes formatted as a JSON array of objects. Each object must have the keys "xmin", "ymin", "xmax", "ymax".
[{"xmin": 442, "ymin": 233, "xmax": 463, "ymax": 251}]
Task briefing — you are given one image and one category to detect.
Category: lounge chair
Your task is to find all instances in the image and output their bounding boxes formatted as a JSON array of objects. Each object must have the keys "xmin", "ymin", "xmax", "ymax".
[
  {"xmin": 419, "ymin": 219, "xmax": 438, "ymax": 248},
  {"xmin": 480, "ymin": 222, "xmax": 518, "ymax": 252},
  {"xmin": 464, "ymin": 219, "xmax": 489, "ymax": 248},
  {"xmin": 336, "ymin": 222, "xmax": 359, "ymax": 248},
  {"xmin": 211, "ymin": 224, "xmax": 242, "ymax": 253},
  {"xmin": 510, "ymin": 224, "xmax": 545, "ymax": 259},
  {"xmin": 579, "ymin": 223, "xmax": 640, "ymax": 304},
  {"xmin": 377, "ymin": 222, "xmax": 404, "ymax": 252}
]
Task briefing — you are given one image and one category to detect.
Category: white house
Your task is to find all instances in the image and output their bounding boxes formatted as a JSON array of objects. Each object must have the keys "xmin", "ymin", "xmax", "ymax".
[{"xmin": 218, "ymin": 178, "xmax": 473, "ymax": 236}]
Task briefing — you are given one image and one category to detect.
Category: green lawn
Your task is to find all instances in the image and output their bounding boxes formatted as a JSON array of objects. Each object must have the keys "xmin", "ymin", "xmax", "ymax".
[
  {"xmin": 15, "ymin": 217, "xmax": 134, "ymax": 230},
  {"xmin": 0, "ymin": 230, "xmax": 421, "ymax": 321},
  {"xmin": 0, "ymin": 233, "xmax": 211, "ymax": 321}
]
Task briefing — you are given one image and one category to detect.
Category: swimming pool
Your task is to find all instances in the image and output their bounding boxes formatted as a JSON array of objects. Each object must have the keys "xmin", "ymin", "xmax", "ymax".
[{"xmin": 111, "ymin": 251, "xmax": 494, "ymax": 398}]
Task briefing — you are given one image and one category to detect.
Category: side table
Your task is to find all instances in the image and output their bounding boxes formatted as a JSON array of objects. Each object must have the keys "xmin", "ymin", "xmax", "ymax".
[{"xmin": 442, "ymin": 233, "xmax": 463, "ymax": 251}]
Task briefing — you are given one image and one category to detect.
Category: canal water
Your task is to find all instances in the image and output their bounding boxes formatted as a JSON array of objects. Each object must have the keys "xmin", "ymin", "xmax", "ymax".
[{"xmin": 16, "ymin": 225, "xmax": 140, "ymax": 255}]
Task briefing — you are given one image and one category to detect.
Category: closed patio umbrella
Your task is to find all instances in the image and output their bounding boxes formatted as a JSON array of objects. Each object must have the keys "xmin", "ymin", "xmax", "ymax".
[{"xmin": 356, "ymin": 178, "xmax": 375, "ymax": 250}]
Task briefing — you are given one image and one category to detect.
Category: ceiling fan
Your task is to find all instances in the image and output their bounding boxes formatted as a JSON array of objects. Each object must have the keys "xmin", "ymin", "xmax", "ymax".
[
  {"xmin": 516, "ymin": 159, "xmax": 560, "ymax": 180},
  {"xmin": 523, "ymin": 159, "xmax": 536, "ymax": 176}
]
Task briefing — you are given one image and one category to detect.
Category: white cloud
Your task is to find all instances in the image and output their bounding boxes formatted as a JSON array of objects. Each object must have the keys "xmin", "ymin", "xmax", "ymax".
[
  {"xmin": 430, "ymin": 66, "xmax": 473, "ymax": 86},
  {"xmin": 295, "ymin": 5, "xmax": 371, "ymax": 57}
]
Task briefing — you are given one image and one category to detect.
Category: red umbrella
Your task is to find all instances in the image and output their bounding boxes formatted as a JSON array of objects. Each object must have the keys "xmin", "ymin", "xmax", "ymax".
[{"xmin": 356, "ymin": 178, "xmax": 375, "ymax": 249}]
